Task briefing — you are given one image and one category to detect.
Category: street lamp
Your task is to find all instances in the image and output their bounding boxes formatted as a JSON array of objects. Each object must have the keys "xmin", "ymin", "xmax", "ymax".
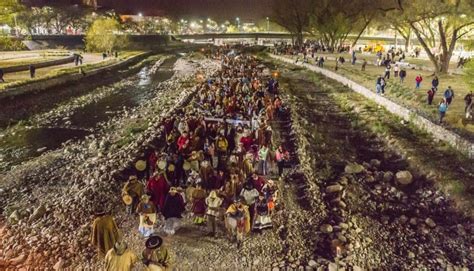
[
  {"xmin": 236, "ymin": 17, "xmax": 240, "ymax": 32},
  {"xmin": 266, "ymin": 17, "xmax": 270, "ymax": 33},
  {"xmin": 138, "ymin": 12, "xmax": 143, "ymax": 17}
]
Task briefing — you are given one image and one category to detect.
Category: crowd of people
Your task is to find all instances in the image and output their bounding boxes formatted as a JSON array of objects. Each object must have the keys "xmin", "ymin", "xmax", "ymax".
[
  {"xmin": 89, "ymin": 46, "xmax": 291, "ymax": 270},
  {"xmin": 274, "ymin": 40, "xmax": 474, "ymax": 124}
]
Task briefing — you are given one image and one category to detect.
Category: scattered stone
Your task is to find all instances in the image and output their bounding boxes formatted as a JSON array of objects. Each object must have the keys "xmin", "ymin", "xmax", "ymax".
[
  {"xmin": 37, "ymin": 147, "xmax": 48, "ymax": 153},
  {"xmin": 320, "ymin": 224, "xmax": 333, "ymax": 233},
  {"xmin": 308, "ymin": 260, "xmax": 317, "ymax": 268},
  {"xmin": 344, "ymin": 163, "xmax": 364, "ymax": 174},
  {"xmin": 383, "ymin": 171, "xmax": 394, "ymax": 182},
  {"xmin": 328, "ymin": 262, "xmax": 338, "ymax": 271},
  {"xmin": 326, "ymin": 185, "xmax": 343, "ymax": 193},
  {"xmin": 399, "ymin": 215, "xmax": 409, "ymax": 224},
  {"xmin": 395, "ymin": 171, "xmax": 413, "ymax": 185},
  {"xmin": 425, "ymin": 218, "xmax": 437, "ymax": 228},
  {"xmin": 29, "ymin": 204, "xmax": 46, "ymax": 222},
  {"xmin": 9, "ymin": 254, "xmax": 27, "ymax": 266},
  {"xmin": 365, "ymin": 176, "xmax": 376, "ymax": 183},
  {"xmin": 370, "ymin": 159, "xmax": 381, "ymax": 168}
]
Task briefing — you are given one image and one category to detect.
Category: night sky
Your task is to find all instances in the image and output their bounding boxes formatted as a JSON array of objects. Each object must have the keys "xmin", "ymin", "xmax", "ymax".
[{"xmin": 25, "ymin": 0, "xmax": 272, "ymax": 21}]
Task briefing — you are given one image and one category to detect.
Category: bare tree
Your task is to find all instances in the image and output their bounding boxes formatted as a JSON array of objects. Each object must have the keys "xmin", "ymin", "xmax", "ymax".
[{"xmin": 272, "ymin": 0, "xmax": 313, "ymax": 45}]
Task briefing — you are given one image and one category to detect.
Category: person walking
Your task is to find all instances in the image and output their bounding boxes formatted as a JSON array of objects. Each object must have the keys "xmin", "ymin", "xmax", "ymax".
[
  {"xmin": 205, "ymin": 190, "xmax": 223, "ymax": 237},
  {"xmin": 29, "ymin": 65, "xmax": 36, "ymax": 78},
  {"xmin": 444, "ymin": 86, "xmax": 455, "ymax": 105},
  {"xmin": 380, "ymin": 77, "xmax": 387, "ymax": 95},
  {"xmin": 104, "ymin": 241, "xmax": 138, "ymax": 271},
  {"xmin": 141, "ymin": 235, "xmax": 171, "ymax": 270},
  {"xmin": 122, "ymin": 175, "xmax": 144, "ymax": 215},
  {"xmin": 275, "ymin": 145, "xmax": 289, "ymax": 176},
  {"xmin": 90, "ymin": 206, "xmax": 120, "ymax": 257},
  {"xmin": 463, "ymin": 91, "xmax": 472, "ymax": 113},
  {"xmin": 399, "ymin": 69, "xmax": 407, "ymax": 83},
  {"xmin": 432, "ymin": 76, "xmax": 439, "ymax": 91},
  {"xmin": 439, "ymin": 99, "xmax": 448, "ymax": 124},
  {"xmin": 384, "ymin": 64, "xmax": 391, "ymax": 80},
  {"xmin": 393, "ymin": 64, "xmax": 399, "ymax": 77},
  {"xmin": 361, "ymin": 59, "xmax": 367, "ymax": 71},
  {"xmin": 136, "ymin": 194, "xmax": 157, "ymax": 237},
  {"xmin": 376, "ymin": 75, "xmax": 383, "ymax": 94},
  {"xmin": 162, "ymin": 187, "xmax": 185, "ymax": 235},
  {"xmin": 427, "ymin": 87, "xmax": 436, "ymax": 105},
  {"xmin": 318, "ymin": 57, "xmax": 324, "ymax": 68},
  {"xmin": 415, "ymin": 74, "xmax": 423, "ymax": 89},
  {"xmin": 0, "ymin": 68, "xmax": 4, "ymax": 83}
]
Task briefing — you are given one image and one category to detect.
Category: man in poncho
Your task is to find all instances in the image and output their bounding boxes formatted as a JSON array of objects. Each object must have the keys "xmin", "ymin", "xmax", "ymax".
[
  {"xmin": 90, "ymin": 206, "xmax": 121, "ymax": 257},
  {"xmin": 141, "ymin": 235, "xmax": 172, "ymax": 270},
  {"xmin": 104, "ymin": 241, "xmax": 138, "ymax": 271},
  {"xmin": 122, "ymin": 175, "xmax": 144, "ymax": 215}
]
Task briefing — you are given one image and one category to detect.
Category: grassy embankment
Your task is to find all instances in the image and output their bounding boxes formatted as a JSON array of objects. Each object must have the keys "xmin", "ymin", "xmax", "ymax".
[
  {"xmin": 285, "ymin": 54, "xmax": 474, "ymax": 139},
  {"xmin": 0, "ymin": 51, "xmax": 144, "ymax": 91}
]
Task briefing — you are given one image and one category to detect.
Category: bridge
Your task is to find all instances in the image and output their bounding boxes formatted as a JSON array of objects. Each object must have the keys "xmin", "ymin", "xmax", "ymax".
[{"xmin": 21, "ymin": 33, "xmax": 402, "ymax": 50}]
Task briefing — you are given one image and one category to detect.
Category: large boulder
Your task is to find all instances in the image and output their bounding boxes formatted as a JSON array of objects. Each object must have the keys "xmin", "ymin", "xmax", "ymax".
[
  {"xmin": 344, "ymin": 163, "xmax": 364, "ymax": 174},
  {"xmin": 29, "ymin": 205, "xmax": 46, "ymax": 222},
  {"xmin": 395, "ymin": 171, "xmax": 413, "ymax": 185}
]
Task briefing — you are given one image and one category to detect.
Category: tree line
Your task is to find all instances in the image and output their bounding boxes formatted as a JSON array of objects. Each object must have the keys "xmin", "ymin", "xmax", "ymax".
[{"xmin": 272, "ymin": 0, "xmax": 474, "ymax": 74}]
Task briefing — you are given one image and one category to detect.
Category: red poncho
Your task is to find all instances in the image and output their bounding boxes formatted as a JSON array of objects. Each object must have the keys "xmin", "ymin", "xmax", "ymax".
[
  {"xmin": 177, "ymin": 135, "xmax": 189, "ymax": 151},
  {"xmin": 240, "ymin": 136, "xmax": 254, "ymax": 151},
  {"xmin": 146, "ymin": 175, "xmax": 170, "ymax": 210}
]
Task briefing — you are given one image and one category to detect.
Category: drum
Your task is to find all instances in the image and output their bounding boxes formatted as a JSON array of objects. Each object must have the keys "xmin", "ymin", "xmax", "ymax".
[
  {"xmin": 135, "ymin": 160, "xmax": 147, "ymax": 171},
  {"xmin": 122, "ymin": 194, "xmax": 133, "ymax": 205}
]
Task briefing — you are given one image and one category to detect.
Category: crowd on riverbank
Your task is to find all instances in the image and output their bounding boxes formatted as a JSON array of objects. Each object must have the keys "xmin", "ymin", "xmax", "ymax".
[
  {"xmin": 274, "ymin": 41, "xmax": 474, "ymax": 125},
  {"xmin": 90, "ymin": 47, "xmax": 290, "ymax": 270}
]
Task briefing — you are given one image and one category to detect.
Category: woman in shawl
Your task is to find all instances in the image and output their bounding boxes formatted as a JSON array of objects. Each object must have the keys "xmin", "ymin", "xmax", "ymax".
[
  {"xmin": 191, "ymin": 184, "xmax": 207, "ymax": 225},
  {"xmin": 162, "ymin": 187, "xmax": 185, "ymax": 235}
]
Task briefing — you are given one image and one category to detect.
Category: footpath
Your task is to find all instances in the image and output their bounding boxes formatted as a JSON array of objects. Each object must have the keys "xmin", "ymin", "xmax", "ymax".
[
  {"xmin": 0, "ymin": 52, "xmax": 149, "ymax": 100},
  {"xmin": 270, "ymin": 54, "xmax": 474, "ymax": 159}
]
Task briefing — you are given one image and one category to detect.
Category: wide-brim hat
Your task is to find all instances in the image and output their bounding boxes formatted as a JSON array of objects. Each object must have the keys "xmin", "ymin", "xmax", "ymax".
[
  {"xmin": 128, "ymin": 175, "xmax": 138, "ymax": 181},
  {"xmin": 169, "ymin": 187, "xmax": 178, "ymax": 194},
  {"xmin": 183, "ymin": 161, "xmax": 191, "ymax": 171},
  {"xmin": 244, "ymin": 182, "xmax": 254, "ymax": 190},
  {"xmin": 141, "ymin": 194, "xmax": 151, "ymax": 200},
  {"xmin": 145, "ymin": 235, "xmax": 163, "ymax": 249},
  {"xmin": 94, "ymin": 205, "xmax": 106, "ymax": 216},
  {"xmin": 209, "ymin": 190, "xmax": 218, "ymax": 198}
]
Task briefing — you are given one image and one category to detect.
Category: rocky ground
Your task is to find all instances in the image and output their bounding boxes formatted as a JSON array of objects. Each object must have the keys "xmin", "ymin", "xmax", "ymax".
[
  {"xmin": 0, "ymin": 52, "xmax": 472, "ymax": 270},
  {"xmin": 274, "ymin": 62, "xmax": 473, "ymax": 270},
  {"xmin": 0, "ymin": 56, "xmax": 220, "ymax": 270}
]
